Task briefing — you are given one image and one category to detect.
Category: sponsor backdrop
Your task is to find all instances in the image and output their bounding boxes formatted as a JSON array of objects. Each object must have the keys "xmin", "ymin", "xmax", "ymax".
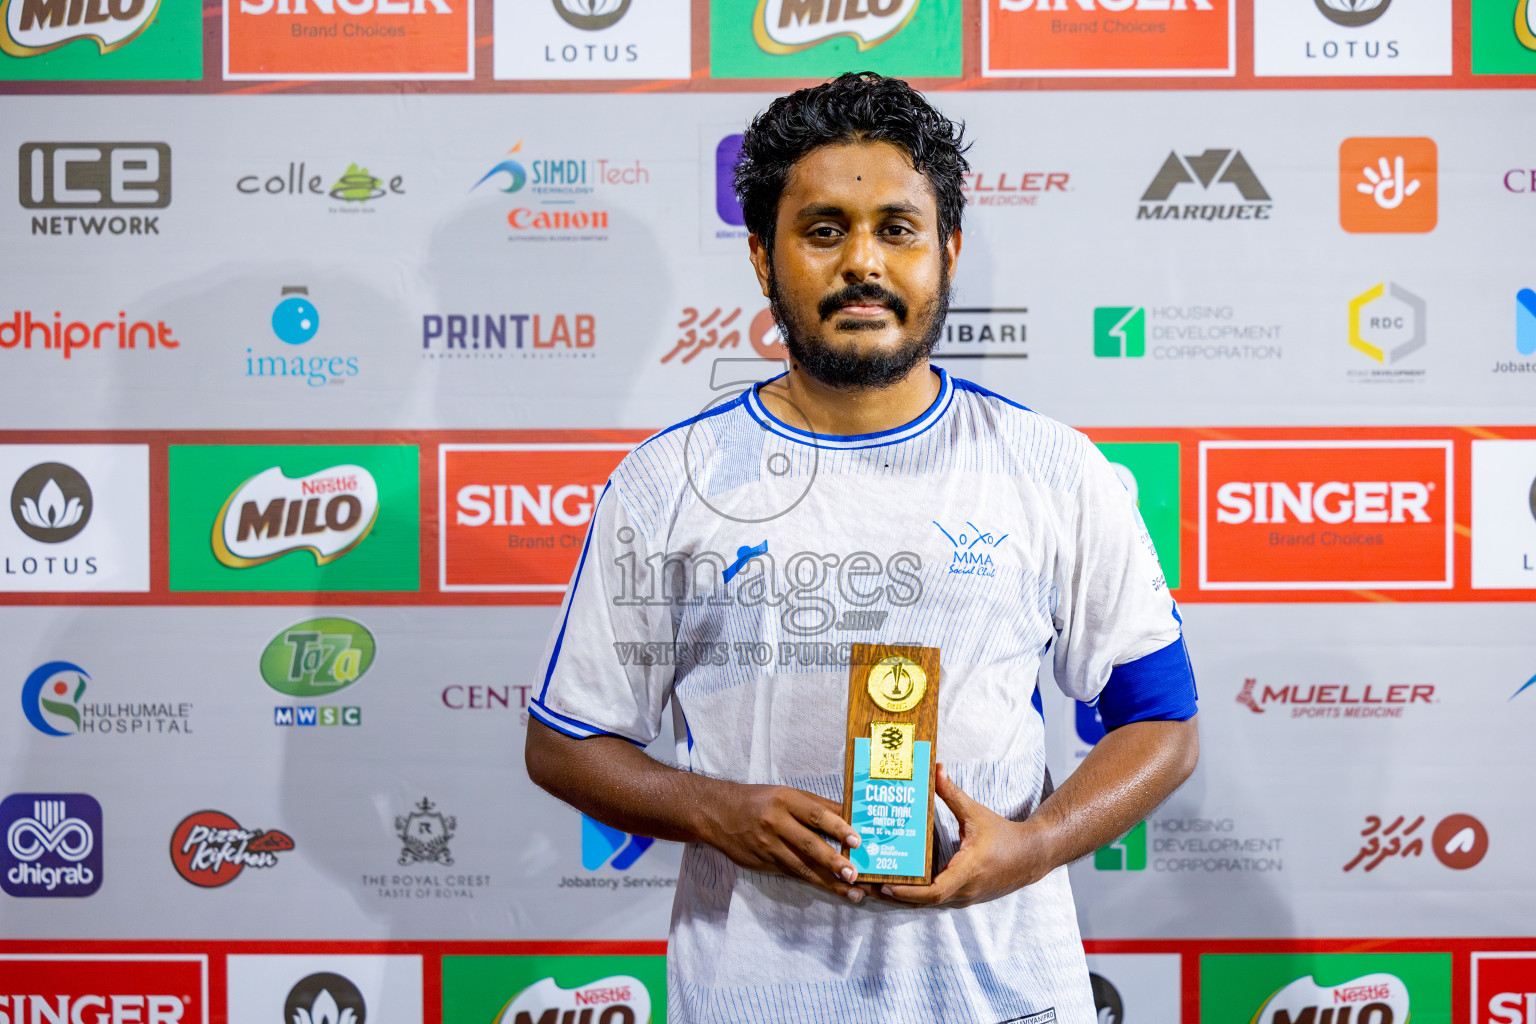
[{"xmin": 1, "ymin": 3, "xmax": 1533, "ymax": 1023}]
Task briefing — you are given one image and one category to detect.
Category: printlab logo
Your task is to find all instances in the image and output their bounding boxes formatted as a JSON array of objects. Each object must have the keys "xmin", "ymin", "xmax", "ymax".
[
  {"xmin": 11, "ymin": 462, "xmax": 90, "ymax": 542},
  {"xmin": 1340, "ymin": 138, "xmax": 1437, "ymax": 233},
  {"xmin": 1094, "ymin": 820, "xmax": 1147, "ymax": 871},
  {"xmin": 396, "ymin": 797, "xmax": 455, "ymax": 865},
  {"xmin": 1343, "ymin": 813, "xmax": 1489, "ymax": 871},
  {"xmin": 0, "ymin": 793, "xmax": 102, "ymax": 897},
  {"xmin": 1094, "ymin": 307, "xmax": 1145, "ymax": 358},
  {"xmin": 1138, "ymin": 149, "xmax": 1271, "ymax": 221},
  {"xmin": 422, "ymin": 312, "xmax": 596, "ymax": 359},
  {"xmin": 18, "ymin": 142, "xmax": 169, "ymax": 236},
  {"xmin": 169, "ymin": 809, "xmax": 293, "ymax": 887},
  {"xmin": 582, "ymin": 813, "xmax": 652, "ymax": 870},
  {"xmin": 1349, "ymin": 281, "xmax": 1426, "ymax": 364},
  {"xmin": 285, "ymin": 973, "xmax": 366, "ymax": 1024}
]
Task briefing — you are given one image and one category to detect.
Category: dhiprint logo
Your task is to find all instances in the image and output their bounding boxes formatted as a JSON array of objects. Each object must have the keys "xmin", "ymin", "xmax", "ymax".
[
  {"xmin": 396, "ymin": 797, "xmax": 455, "ymax": 866},
  {"xmin": 0, "ymin": 310, "xmax": 180, "ymax": 355},
  {"xmin": 1094, "ymin": 821, "xmax": 1147, "ymax": 871},
  {"xmin": 212, "ymin": 464, "xmax": 379, "ymax": 569},
  {"xmin": 170, "ymin": 809, "xmax": 293, "ymax": 888},
  {"xmin": 932, "ymin": 520, "xmax": 1007, "ymax": 578},
  {"xmin": 494, "ymin": 975, "xmax": 650, "ymax": 1024},
  {"xmin": 753, "ymin": 0, "xmax": 919, "ymax": 54},
  {"xmin": 1094, "ymin": 307, "xmax": 1145, "ymax": 357},
  {"xmin": 0, "ymin": 0, "xmax": 159, "ymax": 57},
  {"xmin": 1138, "ymin": 149, "xmax": 1270, "ymax": 221},
  {"xmin": 1340, "ymin": 138, "xmax": 1437, "ymax": 233},
  {"xmin": 582, "ymin": 814, "xmax": 652, "ymax": 870},
  {"xmin": 11, "ymin": 461, "xmax": 90, "ymax": 542},
  {"xmin": 285, "ymin": 973, "xmax": 366, "ymax": 1024},
  {"xmin": 1253, "ymin": 974, "xmax": 1410, "ymax": 1024},
  {"xmin": 553, "ymin": 0, "xmax": 631, "ymax": 29},
  {"xmin": 1349, "ymin": 281, "xmax": 1426, "ymax": 365},
  {"xmin": 0, "ymin": 793, "xmax": 102, "ymax": 897},
  {"xmin": 21, "ymin": 660, "xmax": 88, "ymax": 736}
]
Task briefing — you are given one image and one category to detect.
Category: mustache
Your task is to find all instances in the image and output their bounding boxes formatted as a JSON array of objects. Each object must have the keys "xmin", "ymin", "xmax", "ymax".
[{"xmin": 818, "ymin": 283, "xmax": 909, "ymax": 323}]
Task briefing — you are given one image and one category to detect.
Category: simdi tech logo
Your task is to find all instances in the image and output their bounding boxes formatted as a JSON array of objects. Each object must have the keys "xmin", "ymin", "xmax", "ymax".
[
  {"xmin": 224, "ymin": 0, "xmax": 472, "ymax": 80},
  {"xmin": 0, "ymin": 792, "xmax": 102, "ymax": 898},
  {"xmin": 440, "ymin": 443, "xmax": 633, "ymax": 592},
  {"xmin": 1473, "ymin": 953, "xmax": 1536, "ymax": 1024},
  {"xmin": 711, "ymin": 0, "xmax": 960, "ymax": 78},
  {"xmin": 441, "ymin": 955, "xmax": 664, "ymax": 1024},
  {"xmin": 1199, "ymin": 440, "xmax": 1453, "ymax": 590},
  {"xmin": 1137, "ymin": 148, "xmax": 1271, "ymax": 220},
  {"xmin": 0, "ymin": 0, "xmax": 200, "ymax": 79},
  {"xmin": 18, "ymin": 142, "xmax": 169, "ymax": 236},
  {"xmin": 1253, "ymin": 0, "xmax": 1452, "ymax": 75},
  {"xmin": 1340, "ymin": 138, "xmax": 1438, "ymax": 233},
  {"xmin": 1200, "ymin": 953, "xmax": 1451, "ymax": 1024},
  {"xmin": 984, "ymin": 0, "xmax": 1233, "ymax": 76},
  {"xmin": 168, "ymin": 445, "xmax": 419, "ymax": 593},
  {"xmin": 0, "ymin": 955, "xmax": 208, "ymax": 1023}
]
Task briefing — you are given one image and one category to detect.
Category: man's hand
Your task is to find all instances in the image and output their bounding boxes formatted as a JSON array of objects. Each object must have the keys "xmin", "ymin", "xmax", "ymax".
[{"xmin": 700, "ymin": 784, "xmax": 869, "ymax": 904}]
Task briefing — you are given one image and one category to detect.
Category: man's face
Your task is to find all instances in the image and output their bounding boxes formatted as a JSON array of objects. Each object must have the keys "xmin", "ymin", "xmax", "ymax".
[{"xmin": 749, "ymin": 140, "xmax": 960, "ymax": 391}]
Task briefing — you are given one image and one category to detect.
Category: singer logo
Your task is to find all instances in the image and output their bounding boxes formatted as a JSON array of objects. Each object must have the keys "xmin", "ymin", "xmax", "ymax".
[
  {"xmin": 1199, "ymin": 440, "xmax": 1452, "ymax": 590},
  {"xmin": 212, "ymin": 464, "xmax": 379, "ymax": 569},
  {"xmin": 224, "ymin": 0, "xmax": 472, "ymax": 80},
  {"xmin": 1473, "ymin": 953, "xmax": 1536, "ymax": 1024},
  {"xmin": 439, "ymin": 443, "xmax": 634, "ymax": 592},
  {"xmin": 985, "ymin": 0, "xmax": 1233, "ymax": 75},
  {"xmin": 0, "ymin": 956, "xmax": 206, "ymax": 1024}
]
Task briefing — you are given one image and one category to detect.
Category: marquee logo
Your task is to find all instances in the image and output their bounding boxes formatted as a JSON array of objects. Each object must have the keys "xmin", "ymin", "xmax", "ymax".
[
  {"xmin": 1, "ymin": 0, "xmax": 160, "ymax": 57},
  {"xmin": 260, "ymin": 617, "xmax": 375, "ymax": 698},
  {"xmin": 440, "ymin": 443, "xmax": 632, "ymax": 591},
  {"xmin": 753, "ymin": 0, "xmax": 919, "ymax": 53},
  {"xmin": 1138, "ymin": 149, "xmax": 1270, "ymax": 220},
  {"xmin": 212, "ymin": 464, "xmax": 379, "ymax": 569},
  {"xmin": 11, "ymin": 462, "xmax": 90, "ymax": 542},
  {"xmin": 0, "ymin": 793, "xmax": 102, "ymax": 897},
  {"xmin": 985, "ymin": 0, "xmax": 1232, "ymax": 76},
  {"xmin": 170, "ymin": 809, "xmax": 293, "ymax": 888},
  {"xmin": 285, "ymin": 973, "xmax": 366, "ymax": 1024},
  {"xmin": 0, "ymin": 956, "xmax": 205, "ymax": 1022},
  {"xmin": 1254, "ymin": 974, "xmax": 1409, "ymax": 1024},
  {"xmin": 494, "ymin": 975, "xmax": 650, "ymax": 1024},
  {"xmin": 553, "ymin": 0, "xmax": 631, "ymax": 29},
  {"xmin": 1199, "ymin": 440, "xmax": 1452, "ymax": 590}
]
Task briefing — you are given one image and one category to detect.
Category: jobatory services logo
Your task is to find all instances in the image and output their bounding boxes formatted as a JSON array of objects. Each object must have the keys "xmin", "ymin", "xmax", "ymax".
[
  {"xmin": 441, "ymin": 956, "xmax": 665, "ymax": 1024},
  {"xmin": 1137, "ymin": 148, "xmax": 1271, "ymax": 220},
  {"xmin": 18, "ymin": 142, "xmax": 169, "ymax": 236},
  {"xmin": 1348, "ymin": 281, "xmax": 1426, "ymax": 378},
  {"xmin": 1253, "ymin": 0, "xmax": 1451, "ymax": 74},
  {"xmin": 1341, "ymin": 138, "xmax": 1438, "ymax": 232},
  {"xmin": 0, "ymin": 793, "xmax": 102, "ymax": 897},
  {"xmin": 582, "ymin": 813, "xmax": 653, "ymax": 871},
  {"xmin": 224, "ymin": 0, "xmax": 472, "ymax": 80},
  {"xmin": 1469, "ymin": 439, "xmax": 1536, "ymax": 588},
  {"xmin": 493, "ymin": 0, "xmax": 689, "ymax": 79},
  {"xmin": 984, "ymin": 0, "xmax": 1233, "ymax": 76},
  {"xmin": 0, "ymin": 445, "xmax": 149, "ymax": 592},
  {"xmin": 21, "ymin": 659, "xmax": 195, "ymax": 737},
  {"xmin": 1471, "ymin": 0, "xmax": 1536, "ymax": 72},
  {"xmin": 168, "ymin": 445, "xmax": 419, "ymax": 593},
  {"xmin": 1343, "ymin": 812, "xmax": 1489, "ymax": 871},
  {"xmin": 1473, "ymin": 953, "xmax": 1536, "ymax": 1024},
  {"xmin": 1235, "ymin": 675, "xmax": 1436, "ymax": 719},
  {"xmin": 711, "ymin": 0, "xmax": 959, "ymax": 77},
  {"xmin": 0, "ymin": 955, "xmax": 207, "ymax": 1022},
  {"xmin": 1199, "ymin": 440, "xmax": 1453, "ymax": 590},
  {"xmin": 1200, "ymin": 954, "xmax": 1451, "ymax": 1024},
  {"xmin": 0, "ymin": 0, "xmax": 200, "ymax": 79},
  {"xmin": 1094, "ymin": 304, "xmax": 1283, "ymax": 361},
  {"xmin": 439, "ymin": 443, "xmax": 633, "ymax": 591},
  {"xmin": 170, "ymin": 809, "xmax": 293, "ymax": 888}
]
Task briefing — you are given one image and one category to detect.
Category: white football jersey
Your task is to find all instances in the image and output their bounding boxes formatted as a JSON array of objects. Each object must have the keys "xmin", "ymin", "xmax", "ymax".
[{"xmin": 533, "ymin": 368, "xmax": 1196, "ymax": 1024}]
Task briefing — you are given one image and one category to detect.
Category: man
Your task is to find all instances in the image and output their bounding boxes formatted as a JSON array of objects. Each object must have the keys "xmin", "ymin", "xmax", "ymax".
[{"xmin": 526, "ymin": 73, "xmax": 1199, "ymax": 1024}]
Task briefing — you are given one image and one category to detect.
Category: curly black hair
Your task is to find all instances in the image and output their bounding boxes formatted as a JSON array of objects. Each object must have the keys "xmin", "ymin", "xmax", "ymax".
[{"xmin": 734, "ymin": 72, "xmax": 970, "ymax": 254}]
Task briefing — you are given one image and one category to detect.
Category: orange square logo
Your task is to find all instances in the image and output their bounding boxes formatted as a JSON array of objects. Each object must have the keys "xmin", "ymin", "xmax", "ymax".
[
  {"xmin": 439, "ymin": 444, "xmax": 634, "ymax": 593},
  {"xmin": 225, "ymin": 0, "xmax": 473, "ymax": 80},
  {"xmin": 984, "ymin": 0, "xmax": 1233, "ymax": 76},
  {"xmin": 1340, "ymin": 137, "xmax": 1438, "ymax": 234}
]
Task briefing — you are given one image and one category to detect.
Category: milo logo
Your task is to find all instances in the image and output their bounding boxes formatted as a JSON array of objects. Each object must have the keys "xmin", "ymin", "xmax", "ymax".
[
  {"xmin": 1, "ymin": 0, "xmax": 160, "ymax": 57},
  {"xmin": 260, "ymin": 617, "xmax": 375, "ymax": 699},
  {"xmin": 495, "ymin": 975, "xmax": 650, "ymax": 1024},
  {"xmin": 1253, "ymin": 973, "xmax": 1410, "ymax": 1024},
  {"xmin": 212, "ymin": 463, "xmax": 379, "ymax": 569}
]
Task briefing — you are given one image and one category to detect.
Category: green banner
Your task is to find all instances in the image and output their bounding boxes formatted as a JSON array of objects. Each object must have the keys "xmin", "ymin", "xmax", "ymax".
[
  {"xmin": 0, "ymin": 0, "xmax": 202, "ymax": 81},
  {"xmin": 710, "ymin": 0, "xmax": 960, "ymax": 79},
  {"xmin": 442, "ymin": 954, "xmax": 666, "ymax": 1024},
  {"xmin": 1094, "ymin": 441, "xmax": 1181, "ymax": 590},
  {"xmin": 1472, "ymin": 0, "xmax": 1536, "ymax": 73},
  {"xmin": 1201, "ymin": 953, "xmax": 1451, "ymax": 1024}
]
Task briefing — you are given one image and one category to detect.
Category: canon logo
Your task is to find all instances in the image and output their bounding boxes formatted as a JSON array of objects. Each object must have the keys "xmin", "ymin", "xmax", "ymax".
[
  {"xmin": 1215, "ymin": 480, "xmax": 1431, "ymax": 525},
  {"xmin": 0, "ymin": 995, "xmax": 184, "ymax": 1024},
  {"xmin": 456, "ymin": 484, "xmax": 597, "ymax": 528}
]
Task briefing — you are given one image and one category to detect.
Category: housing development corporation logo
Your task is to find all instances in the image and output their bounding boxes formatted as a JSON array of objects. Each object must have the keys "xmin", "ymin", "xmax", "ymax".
[
  {"xmin": 1095, "ymin": 307, "xmax": 1145, "ymax": 357},
  {"xmin": 285, "ymin": 973, "xmax": 366, "ymax": 1024},
  {"xmin": 1340, "ymin": 138, "xmax": 1438, "ymax": 233},
  {"xmin": 225, "ymin": 0, "xmax": 472, "ymax": 80},
  {"xmin": 0, "ymin": 793, "xmax": 102, "ymax": 897},
  {"xmin": 1094, "ymin": 305, "xmax": 1282, "ymax": 361},
  {"xmin": 0, "ymin": 956, "xmax": 207, "ymax": 1022},
  {"xmin": 985, "ymin": 0, "xmax": 1232, "ymax": 75},
  {"xmin": 1138, "ymin": 148, "xmax": 1271, "ymax": 220},
  {"xmin": 1094, "ymin": 820, "xmax": 1147, "ymax": 870},
  {"xmin": 169, "ymin": 809, "xmax": 293, "ymax": 887}
]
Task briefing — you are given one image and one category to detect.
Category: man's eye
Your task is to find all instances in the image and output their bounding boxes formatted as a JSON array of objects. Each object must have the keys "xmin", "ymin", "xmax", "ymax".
[
  {"xmin": 810, "ymin": 227, "xmax": 841, "ymax": 238},
  {"xmin": 882, "ymin": 224, "xmax": 912, "ymax": 236}
]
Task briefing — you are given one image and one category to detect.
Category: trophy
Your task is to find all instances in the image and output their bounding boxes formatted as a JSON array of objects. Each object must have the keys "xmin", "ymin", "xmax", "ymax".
[{"xmin": 840, "ymin": 642, "xmax": 941, "ymax": 885}]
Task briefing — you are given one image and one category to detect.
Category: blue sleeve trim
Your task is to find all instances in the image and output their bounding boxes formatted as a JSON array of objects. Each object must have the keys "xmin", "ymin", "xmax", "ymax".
[
  {"xmin": 528, "ymin": 699, "xmax": 647, "ymax": 748},
  {"xmin": 537, "ymin": 481, "xmax": 611, "ymax": 704},
  {"xmin": 1097, "ymin": 635, "xmax": 1199, "ymax": 730}
]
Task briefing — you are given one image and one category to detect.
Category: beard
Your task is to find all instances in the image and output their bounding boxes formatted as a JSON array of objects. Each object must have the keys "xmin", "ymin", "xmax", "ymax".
[{"xmin": 767, "ymin": 261, "xmax": 950, "ymax": 391}]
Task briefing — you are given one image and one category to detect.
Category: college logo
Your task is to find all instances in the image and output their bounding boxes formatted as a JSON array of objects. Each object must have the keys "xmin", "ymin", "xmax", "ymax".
[
  {"xmin": 1473, "ymin": 953, "xmax": 1536, "ymax": 1024},
  {"xmin": 494, "ymin": 975, "xmax": 650, "ymax": 1024},
  {"xmin": 396, "ymin": 797, "xmax": 455, "ymax": 866},
  {"xmin": 1348, "ymin": 281, "xmax": 1425, "ymax": 365},
  {"xmin": 1470, "ymin": 440, "xmax": 1536, "ymax": 588},
  {"xmin": 1094, "ymin": 821, "xmax": 1146, "ymax": 870},
  {"xmin": 0, "ymin": 955, "xmax": 207, "ymax": 1022},
  {"xmin": 0, "ymin": 793, "xmax": 102, "ymax": 897},
  {"xmin": 1138, "ymin": 149, "xmax": 1270, "ymax": 220},
  {"xmin": 1341, "ymin": 138, "xmax": 1437, "ymax": 233},
  {"xmin": 1343, "ymin": 813, "xmax": 1488, "ymax": 871},
  {"xmin": 985, "ymin": 0, "xmax": 1232, "ymax": 76},
  {"xmin": 1200, "ymin": 441, "xmax": 1452, "ymax": 590},
  {"xmin": 285, "ymin": 973, "xmax": 366, "ymax": 1024},
  {"xmin": 261, "ymin": 618, "xmax": 375, "ymax": 698},
  {"xmin": 170, "ymin": 810, "xmax": 293, "ymax": 888},
  {"xmin": 439, "ymin": 443, "xmax": 633, "ymax": 592},
  {"xmin": 11, "ymin": 461, "xmax": 90, "ymax": 542},
  {"xmin": 225, "ymin": 0, "xmax": 472, "ymax": 80},
  {"xmin": 1257, "ymin": 974, "xmax": 1410, "ymax": 1024},
  {"xmin": 236, "ymin": 163, "xmax": 405, "ymax": 210}
]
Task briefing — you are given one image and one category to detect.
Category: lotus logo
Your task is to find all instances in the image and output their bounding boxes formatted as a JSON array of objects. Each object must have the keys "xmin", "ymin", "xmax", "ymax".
[
  {"xmin": 284, "ymin": 972, "xmax": 366, "ymax": 1024},
  {"xmin": 11, "ymin": 463, "xmax": 92, "ymax": 543},
  {"xmin": 753, "ymin": 0, "xmax": 918, "ymax": 54},
  {"xmin": 553, "ymin": 0, "xmax": 631, "ymax": 30},
  {"xmin": 495, "ymin": 976, "xmax": 649, "ymax": 1024},
  {"xmin": 0, "ymin": 0, "xmax": 161, "ymax": 57},
  {"xmin": 212, "ymin": 464, "xmax": 379, "ymax": 569},
  {"xmin": 1314, "ymin": 0, "xmax": 1391, "ymax": 27}
]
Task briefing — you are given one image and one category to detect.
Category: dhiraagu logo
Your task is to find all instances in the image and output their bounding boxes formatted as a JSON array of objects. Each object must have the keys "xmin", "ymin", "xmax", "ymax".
[
  {"xmin": 1095, "ymin": 441, "xmax": 1181, "ymax": 590},
  {"xmin": 260, "ymin": 617, "xmax": 375, "ymax": 699},
  {"xmin": 441, "ymin": 954, "xmax": 665, "ymax": 1024},
  {"xmin": 1094, "ymin": 820, "xmax": 1147, "ymax": 871}
]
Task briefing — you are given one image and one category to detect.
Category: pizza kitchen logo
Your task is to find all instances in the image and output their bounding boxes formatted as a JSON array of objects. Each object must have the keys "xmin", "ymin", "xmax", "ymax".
[
  {"xmin": 753, "ymin": 0, "xmax": 918, "ymax": 53},
  {"xmin": 0, "ymin": 0, "xmax": 159, "ymax": 58},
  {"xmin": 212, "ymin": 464, "xmax": 379, "ymax": 569},
  {"xmin": 170, "ymin": 809, "xmax": 293, "ymax": 887},
  {"xmin": 494, "ymin": 975, "xmax": 651, "ymax": 1024}
]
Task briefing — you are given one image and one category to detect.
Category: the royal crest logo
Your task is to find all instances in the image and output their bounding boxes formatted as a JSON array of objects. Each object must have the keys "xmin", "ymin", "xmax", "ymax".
[
  {"xmin": 396, "ymin": 797, "xmax": 455, "ymax": 866},
  {"xmin": 1253, "ymin": 973, "xmax": 1409, "ymax": 1024},
  {"xmin": 170, "ymin": 809, "xmax": 293, "ymax": 888},
  {"xmin": 494, "ymin": 975, "xmax": 651, "ymax": 1024},
  {"xmin": 753, "ymin": 0, "xmax": 918, "ymax": 53},
  {"xmin": 212, "ymin": 464, "xmax": 379, "ymax": 569},
  {"xmin": 0, "ymin": 0, "xmax": 160, "ymax": 57}
]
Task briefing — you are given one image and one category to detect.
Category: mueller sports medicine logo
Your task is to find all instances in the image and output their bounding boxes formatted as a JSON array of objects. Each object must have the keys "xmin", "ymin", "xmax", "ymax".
[
  {"xmin": 1473, "ymin": 954, "xmax": 1536, "ymax": 1024},
  {"xmin": 753, "ymin": 0, "xmax": 918, "ymax": 53},
  {"xmin": 19, "ymin": 143, "xmax": 169, "ymax": 236},
  {"xmin": 1252, "ymin": 974, "xmax": 1409, "ymax": 1024},
  {"xmin": 961, "ymin": 169, "xmax": 1069, "ymax": 207},
  {"xmin": 1138, "ymin": 149, "xmax": 1270, "ymax": 220},
  {"xmin": 1, "ymin": 0, "xmax": 159, "ymax": 57},
  {"xmin": 439, "ymin": 443, "xmax": 632, "ymax": 591},
  {"xmin": 1200, "ymin": 441, "xmax": 1452, "ymax": 590},
  {"xmin": 0, "ymin": 793, "xmax": 102, "ymax": 897},
  {"xmin": 1236, "ymin": 676, "xmax": 1435, "ymax": 719},
  {"xmin": 170, "ymin": 809, "xmax": 293, "ymax": 887},
  {"xmin": 494, "ymin": 975, "xmax": 650, "ymax": 1024},
  {"xmin": 212, "ymin": 464, "xmax": 379, "ymax": 568},
  {"xmin": 0, "ymin": 955, "xmax": 206, "ymax": 1024}
]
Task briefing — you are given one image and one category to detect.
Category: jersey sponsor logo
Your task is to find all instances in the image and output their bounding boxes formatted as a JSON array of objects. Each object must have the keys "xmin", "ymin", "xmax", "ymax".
[
  {"xmin": 0, "ymin": 955, "xmax": 206, "ymax": 1023},
  {"xmin": 493, "ymin": 974, "xmax": 650, "ymax": 1024},
  {"xmin": 440, "ymin": 443, "xmax": 634, "ymax": 592},
  {"xmin": 213, "ymin": 464, "xmax": 379, "ymax": 569},
  {"xmin": 985, "ymin": 0, "xmax": 1232, "ymax": 76},
  {"xmin": 1199, "ymin": 441, "xmax": 1452, "ymax": 590},
  {"xmin": 1253, "ymin": 973, "xmax": 1409, "ymax": 1024},
  {"xmin": 1473, "ymin": 953, "xmax": 1536, "ymax": 1024}
]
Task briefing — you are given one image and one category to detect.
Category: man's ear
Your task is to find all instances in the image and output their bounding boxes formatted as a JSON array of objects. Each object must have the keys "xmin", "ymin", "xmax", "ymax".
[
  {"xmin": 748, "ymin": 234, "xmax": 772, "ymax": 299},
  {"xmin": 944, "ymin": 228, "xmax": 962, "ymax": 278}
]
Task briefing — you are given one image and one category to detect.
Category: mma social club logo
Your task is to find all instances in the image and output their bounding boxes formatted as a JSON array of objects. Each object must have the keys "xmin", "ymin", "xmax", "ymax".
[
  {"xmin": 169, "ymin": 809, "xmax": 293, "ymax": 888},
  {"xmin": 0, "ymin": 792, "xmax": 103, "ymax": 897},
  {"xmin": 167, "ymin": 444, "xmax": 419, "ymax": 593},
  {"xmin": 0, "ymin": 955, "xmax": 207, "ymax": 1022},
  {"xmin": 984, "ymin": 0, "xmax": 1233, "ymax": 76},
  {"xmin": 1199, "ymin": 440, "xmax": 1452, "ymax": 590}
]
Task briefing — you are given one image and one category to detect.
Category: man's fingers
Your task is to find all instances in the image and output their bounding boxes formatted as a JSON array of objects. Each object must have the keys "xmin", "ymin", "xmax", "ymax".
[
  {"xmin": 933, "ymin": 763, "xmax": 978, "ymax": 821},
  {"xmin": 791, "ymin": 792, "xmax": 861, "ymax": 848},
  {"xmin": 768, "ymin": 836, "xmax": 865, "ymax": 903},
  {"xmin": 783, "ymin": 817, "xmax": 860, "ymax": 884}
]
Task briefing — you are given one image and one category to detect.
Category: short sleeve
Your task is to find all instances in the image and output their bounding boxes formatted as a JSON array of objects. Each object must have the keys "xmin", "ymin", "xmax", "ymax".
[
  {"xmin": 529, "ymin": 482, "xmax": 678, "ymax": 746},
  {"xmin": 1051, "ymin": 441, "xmax": 1197, "ymax": 729}
]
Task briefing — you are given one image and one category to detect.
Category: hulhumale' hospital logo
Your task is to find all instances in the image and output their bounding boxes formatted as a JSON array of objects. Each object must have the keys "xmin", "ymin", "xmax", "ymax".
[
  {"xmin": 213, "ymin": 464, "xmax": 379, "ymax": 568},
  {"xmin": 0, "ymin": 792, "xmax": 102, "ymax": 897},
  {"xmin": 754, "ymin": 0, "xmax": 919, "ymax": 53},
  {"xmin": 21, "ymin": 660, "xmax": 89, "ymax": 736},
  {"xmin": 0, "ymin": 0, "xmax": 160, "ymax": 57},
  {"xmin": 11, "ymin": 462, "xmax": 91, "ymax": 542}
]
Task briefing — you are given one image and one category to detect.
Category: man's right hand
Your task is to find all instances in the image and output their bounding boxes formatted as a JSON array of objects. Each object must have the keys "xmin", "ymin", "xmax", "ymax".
[{"xmin": 697, "ymin": 783, "xmax": 867, "ymax": 903}]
